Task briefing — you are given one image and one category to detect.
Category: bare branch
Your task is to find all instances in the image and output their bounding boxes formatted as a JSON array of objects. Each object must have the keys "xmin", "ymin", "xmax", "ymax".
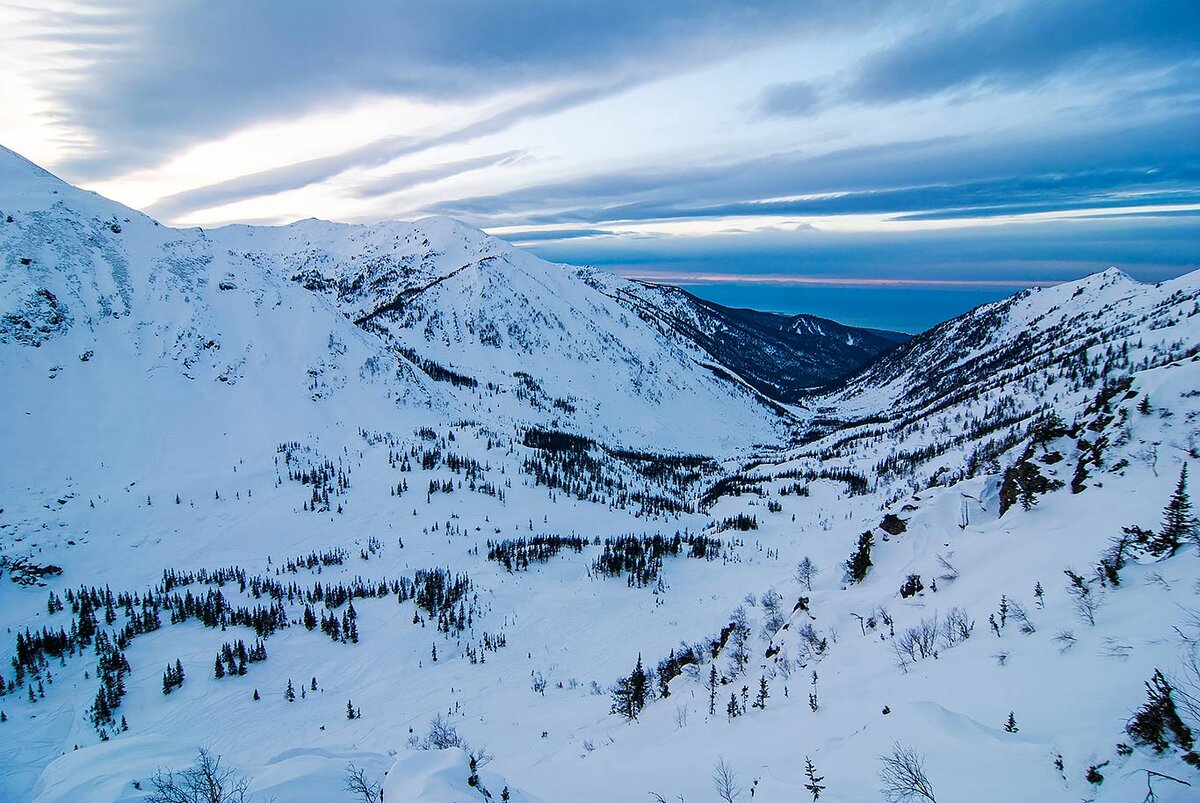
[{"xmin": 878, "ymin": 742, "xmax": 937, "ymax": 803}]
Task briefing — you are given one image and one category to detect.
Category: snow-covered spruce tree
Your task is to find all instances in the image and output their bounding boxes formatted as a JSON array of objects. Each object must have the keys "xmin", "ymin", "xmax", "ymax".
[
  {"xmin": 845, "ymin": 532, "xmax": 873, "ymax": 583},
  {"xmin": 1148, "ymin": 465, "xmax": 1197, "ymax": 558},
  {"xmin": 1126, "ymin": 669, "xmax": 1194, "ymax": 754}
]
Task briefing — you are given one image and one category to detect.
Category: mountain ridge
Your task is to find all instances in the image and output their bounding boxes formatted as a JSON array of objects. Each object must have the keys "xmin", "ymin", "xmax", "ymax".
[{"xmin": 4, "ymin": 146, "xmax": 1200, "ymax": 803}]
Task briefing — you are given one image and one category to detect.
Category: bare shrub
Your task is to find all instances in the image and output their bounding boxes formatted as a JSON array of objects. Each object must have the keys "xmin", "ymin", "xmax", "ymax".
[
  {"xmin": 1009, "ymin": 600, "xmax": 1036, "ymax": 634},
  {"xmin": 878, "ymin": 743, "xmax": 937, "ymax": 803},
  {"xmin": 1064, "ymin": 568, "xmax": 1100, "ymax": 626},
  {"xmin": 713, "ymin": 756, "xmax": 742, "ymax": 803},
  {"xmin": 423, "ymin": 713, "xmax": 466, "ymax": 749},
  {"xmin": 148, "ymin": 748, "xmax": 249, "ymax": 803},
  {"xmin": 343, "ymin": 763, "xmax": 382, "ymax": 803},
  {"xmin": 941, "ymin": 607, "xmax": 974, "ymax": 648}
]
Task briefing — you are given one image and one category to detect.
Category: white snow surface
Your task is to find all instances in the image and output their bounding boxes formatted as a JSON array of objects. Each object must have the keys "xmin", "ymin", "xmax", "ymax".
[{"xmin": 2, "ymin": 145, "xmax": 1200, "ymax": 802}]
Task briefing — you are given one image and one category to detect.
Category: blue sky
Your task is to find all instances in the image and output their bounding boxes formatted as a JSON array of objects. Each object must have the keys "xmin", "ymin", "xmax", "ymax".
[{"xmin": 2, "ymin": 1, "xmax": 1197, "ymax": 330}]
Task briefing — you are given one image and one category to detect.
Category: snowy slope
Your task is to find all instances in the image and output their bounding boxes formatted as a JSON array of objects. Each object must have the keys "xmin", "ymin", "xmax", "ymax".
[
  {"xmin": 2, "ymin": 147, "xmax": 1200, "ymax": 803},
  {"xmin": 219, "ymin": 214, "xmax": 793, "ymax": 454}
]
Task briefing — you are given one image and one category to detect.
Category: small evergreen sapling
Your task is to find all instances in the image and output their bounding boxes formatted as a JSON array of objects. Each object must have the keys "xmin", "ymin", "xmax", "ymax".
[
  {"xmin": 708, "ymin": 665, "xmax": 719, "ymax": 716},
  {"xmin": 803, "ymin": 757, "xmax": 826, "ymax": 801},
  {"xmin": 752, "ymin": 675, "xmax": 768, "ymax": 710}
]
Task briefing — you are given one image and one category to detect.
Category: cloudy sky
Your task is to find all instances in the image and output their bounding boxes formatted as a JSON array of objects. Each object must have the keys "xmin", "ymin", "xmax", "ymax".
[{"xmin": 2, "ymin": 0, "xmax": 1198, "ymax": 328}]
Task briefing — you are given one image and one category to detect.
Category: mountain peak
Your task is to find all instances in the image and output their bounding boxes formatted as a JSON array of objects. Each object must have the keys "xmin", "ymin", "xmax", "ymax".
[
  {"xmin": 0, "ymin": 145, "xmax": 74, "ymax": 206},
  {"xmin": 1094, "ymin": 266, "xmax": 1135, "ymax": 284}
]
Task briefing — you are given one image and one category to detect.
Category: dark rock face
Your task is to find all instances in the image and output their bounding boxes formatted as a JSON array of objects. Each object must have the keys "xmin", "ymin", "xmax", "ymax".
[{"xmin": 1, "ymin": 287, "xmax": 71, "ymax": 346}]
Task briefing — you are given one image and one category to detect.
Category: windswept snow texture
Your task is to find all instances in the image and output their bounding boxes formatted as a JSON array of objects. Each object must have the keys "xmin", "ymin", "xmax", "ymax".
[{"xmin": 3, "ymin": 145, "xmax": 1200, "ymax": 802}]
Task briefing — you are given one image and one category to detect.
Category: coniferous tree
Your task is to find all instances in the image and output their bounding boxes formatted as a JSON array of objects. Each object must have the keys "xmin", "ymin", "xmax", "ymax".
[
  {"xmin": 804, "ymin": 757, "xmax": 826, "ymax": 800},
  {"xmin": 214, "ymin": 657, "xmax": 225, "ymax": 680},
  {"xmin": 753, "ymin": 675, "xmax": 769, "ymax": 710},
  {"xmin": 253, "ymin": 689, "xmax": 260, "ymax": 701},
  {"xmin": 1126, "ymin": 669, "xmax": 1194, "ymax": 753},
  {"xmin": 285, "ymin": 679, "xmax": 296, "ymax": 703},
  {"xmin": 846, "ymin": 532, "xmax": 874, "ymax": 583},
  {"xmin": 162, "ymin": 662, "xmax": 185, "ymax": 695},
  {"xmin": 347, "ymin": 699, "xmax": 356, "ymax": 720},
  {"xmin": 1004, "ymin": 712, "xmax": 1018, "ymax": 732},
  {"xmin": 611, "ymin": 654, "xmax": 649, "ymax": 721},
  {"xmin": 708, "ymin": 665, "xmax": 719, "ymax": 716},
  {"xmin": 630, "ymin": 654, "xmax": 648, "ymax": 713},
  {"xmin": 727, "ymin": 692, "xmax": 740, "ymax": 720},
  {"xmin": 1149, "ymin": 466, "xmax": 1198, "ymax": 557}
]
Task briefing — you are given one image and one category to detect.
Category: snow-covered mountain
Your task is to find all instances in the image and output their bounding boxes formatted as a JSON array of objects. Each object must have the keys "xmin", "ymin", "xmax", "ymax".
[
  {"xmin": 3, "ymin": 146, "xmax": 1200, "ymax": 803},
  {"xmin": 226, "ymin": 214, "xmax": 799, "ymax": 453},
  {"xmin": 0, "ymin": 145, "xmax": 796, "ymax": 462},
  {"xmin": 592, "ymin": 280, "xmax": 908, "ymax": 402}
]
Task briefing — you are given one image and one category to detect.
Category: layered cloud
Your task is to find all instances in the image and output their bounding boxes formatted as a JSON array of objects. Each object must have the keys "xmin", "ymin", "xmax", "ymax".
[{"xmin": 2, "ymin": 0, "xmax": 1197, "ymax": 296}]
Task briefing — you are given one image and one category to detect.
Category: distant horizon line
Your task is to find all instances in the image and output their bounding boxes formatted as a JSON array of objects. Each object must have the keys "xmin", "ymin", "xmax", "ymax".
[{"xmin": 611, "ymin": 271, "xmax": 1067, "ymax": 289}]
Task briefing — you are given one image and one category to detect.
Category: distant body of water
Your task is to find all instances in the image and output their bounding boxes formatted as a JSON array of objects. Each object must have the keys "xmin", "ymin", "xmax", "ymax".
[{"xmin": 676, "ymin": 282, "xmax": 1024, "ymax": 334}]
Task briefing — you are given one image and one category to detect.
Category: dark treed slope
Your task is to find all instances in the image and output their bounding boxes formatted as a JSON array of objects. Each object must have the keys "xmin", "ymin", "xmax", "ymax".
[{"xmin": 595, "ymin": 281, "xmax": 909, "ymax": 402}]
